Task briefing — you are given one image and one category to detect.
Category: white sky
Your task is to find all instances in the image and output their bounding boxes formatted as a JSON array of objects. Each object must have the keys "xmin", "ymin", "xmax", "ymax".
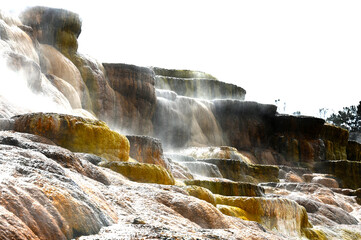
[{"xmin": 4, "ymin": 0, "xmax": 361, "ymax": 117}]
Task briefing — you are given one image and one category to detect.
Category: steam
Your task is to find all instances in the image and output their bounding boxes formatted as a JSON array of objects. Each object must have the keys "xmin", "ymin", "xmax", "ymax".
[
  {"xmin": 0, "ymin": 8, "xmax": 79, "ymax": 118},
  {"xmin": 0, "ymin": 55, "xmax": 75, "ymax": 118},
  {"xmin": 153, "ymin": 89, "xmax": 225, "ymax": 150}
]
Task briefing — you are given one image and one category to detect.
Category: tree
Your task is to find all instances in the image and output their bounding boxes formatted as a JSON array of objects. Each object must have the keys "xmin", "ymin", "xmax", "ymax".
[{"xmin": 326, "ymin": 101, "xmax": 361, "ymax": 132}]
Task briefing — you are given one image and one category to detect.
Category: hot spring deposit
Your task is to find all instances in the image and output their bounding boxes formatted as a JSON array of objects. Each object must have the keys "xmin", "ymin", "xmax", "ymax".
[{"xmin": 0, "ymin": 6, "xmax": 360, "ymax": 240}]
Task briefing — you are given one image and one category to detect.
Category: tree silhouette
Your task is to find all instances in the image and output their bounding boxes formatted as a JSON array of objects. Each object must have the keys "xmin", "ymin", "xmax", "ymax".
[{"xmin": 327, "ymin": 101, "xmax": 361, "ymax": 132}]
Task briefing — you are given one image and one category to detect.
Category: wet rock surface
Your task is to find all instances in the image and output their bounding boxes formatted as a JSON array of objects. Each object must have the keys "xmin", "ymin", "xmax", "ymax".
[
  {"xmin": 0, "ymin": 5, "xmax": 361, "ymax": 240},
  {"xmin": 0, "ymin": 129, "xmax": 288, "ymax": 240},
  {"xmin": 101, "ymin": 161, "xmax": 175, "ymax": 185},
  {"xmin": 179, "ymin": 161, "xmax": 223, "ymax": 178},
  {"xmin": 12, "ymin": 112, "xmax": 130, "ymax": 162},
  {"xmin": 20, "ymin": 7, "xmax": 157, "ymax": 134},
  {"xmin": 0, "ymin": 138, "xmax": 116, "ymax": 239},
  {"xmin": 199, "ymin": 158, "xmax": 279, "ymax": 183},
  {"xmin": 38, "ymin": 44, "xmax": 91, "ymax": 109},
  {"xmin": 347, "ymin": 140, "xmax": 361, "ymax": 161},
  {"xmin": 152, "ymin": 67, "xmax": 218, "ymax": 79},
  {"xmin": 213, "ymin": 100, "xmax": 277, "ymax": 151},
  {"xmin": 314, "ymin": 160, "xmax": 361, "ymax": 189},
  {"xmin": 20, "ymin": 6, "xmax": 81, "ymax": 55},
  {"xmin": 216, "ymin": 195, "xmax": 312, "ymax": 238},
  {"xmin": 153, "ymin": 91, "xmax": 225, "ymax": 148},
  {"xmin": 261, "ymin": 181, "xmax": 361, "ymax": 236},
  {"xmin": 154, "ymin": 67, "xmax": 246, "ymax": 100},
  {"xmin": 184, "ymin": 179, "xmax": 265, "ymax": 197},
  {"xmin": 126, "ymin": 135, "xmax": 169, "ymax": 169},
  {"xmin": 103, "ymin": 63, "xmax": 156, "ymax": 135}
]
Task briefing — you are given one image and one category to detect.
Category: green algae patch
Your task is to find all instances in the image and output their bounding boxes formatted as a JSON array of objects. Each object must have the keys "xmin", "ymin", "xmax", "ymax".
[
  {"xmin": 303, "ymin": 228, "xmax": 327, "ymax": 240},
  {"xmin": 217, "ymin": 204, "xmax": 254, "ymax": 221},
  {"xmin": 184, "ymin": 179, "xmax": 264, "ymax": 197},
  {"xmin": 215, "ymin": 195, "xmax": 312, "ymax": 238},
  {"xmin": 246, "ymin": 164, "xmax": 279, "ymax": 183},
  {"xmin": 13, "ymin": 113, "xmax": 129, "ymax": 162},
  {"xmin": 102, "ymin": 161, "xmax": 175, "ymax": 185}
]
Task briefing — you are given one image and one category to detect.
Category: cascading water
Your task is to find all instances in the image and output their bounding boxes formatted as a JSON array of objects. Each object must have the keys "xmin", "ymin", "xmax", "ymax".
[
  {"xmin": 0, "ymin": 6, "xmax": 360, "ymax": 240},
  {"xmin": 0, "ymin": 44, "xmax": 74, "ymax": 117},
  {"xmin": 165, "ymin": 152, "xmax": 223, "ymax": 178},
  {"xmin": 0, "ymin": 10, "xmax": 96, "ymax": 119},
  {"xmin": 153, "ymin": 89, "xmax": 225, "ymax": 149}
]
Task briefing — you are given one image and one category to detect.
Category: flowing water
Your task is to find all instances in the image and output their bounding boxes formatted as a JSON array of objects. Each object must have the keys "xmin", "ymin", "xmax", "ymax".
[{"xmin": 0, "ymin": 7, "xmax": 361, "ymax": 240}]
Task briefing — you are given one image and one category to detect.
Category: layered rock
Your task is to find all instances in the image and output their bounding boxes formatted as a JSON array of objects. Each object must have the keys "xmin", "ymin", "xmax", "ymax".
[
  {"xmin": 200, "ymin": 159, "xmax": 252, "ymax": 182},
  {"xmin": 38, "ymin": 44, "xmax": 91, "ymax": 109},
  {"xmin": 272, "ymin": 115, "xmax": 326, "ymax": 139},
  {"xmin": 0, "ymin": 131, "xmax": 111, "ymax": 185},
  {"xmin": 0, "ymin": 10, "xmax": 39, "ymax": 63},
  {"xmin": 184, "ymin": 185, "xmax": 217, "ymax": 206},
  {"xmin": 307, "ymin": 174, "xmax": 339, "ymax": 188},
  {"xmin": 0, "ymin": 130, "xmax": 288, "ymax": 240},
  {"xmin": 177, "ymin": 147, "xmax": 279, "ymax": 183},
  {"xmin": 103, "ymin": 63, "xmax": 156, "ymax": 134},
  {"xmin": 347, "ymin": 140, "xmax": 361, "ymax": 161},
  {"xmin": 167, "ymin": 160, "xmax": 194, "ymax": 180},
  {"xmin": 320, "ymin": 124, "xmax": 348, "ymax": 160},
  {"xmin": 1, "ymin": 6, "xmax": 360, "ymax": 240},
  {"xmin": 19, "ymin": 7, "xmax": 117, "ymax": 123},
  {"xmin": 70, "ymin": 54, "xmax": 117, "ymax": 124},
  {"xmin": 155, "ymin": 77, "xmax": 246, "ymax": 100},
  {"xmin": 216, "ymin": 195, "xmax": 312, "ymax": 238},
  {"xmin": 126, "ymin": 135, "xmax": 169, "ymax": 169},
  {"xmin": 152, "ymin": 67, "xmax": 218, "ymax": 79},
  {"xmin": 153, "ymin": 67, "xmax": 246, "ymax": 101},
  {"xmin": 15, "ymin": 6, "xmax": 356, "ymax": 168},
  {"xmin": 199, "ymin": 158, "xmax": 279, "ymax": 183},
  {"xmin": 154, "ymin": 66, "xmax": 246, "ymax": 100},
  {"xmin": 20, "ymin": 7, "xmax": 155, "ymax": 134},
  {"xmin": 0, "ymin": 128, "xmax": 355, "ymax": 239},
  {"xmin": 213, "ymin": 100, "xmax": 277, "ymax": 151},
  {"xmin": 261, "ymin": 181, "xmax": 361, "ymax": 239},
  {"xmin": 0, "ymin": 9, "xmax": 96, "ymax": 118},
  {"xmin": 270, "ymin": 114, "xmax": 326, "ymax": 164},
  {"xmin": 313, "ymin": 160, "xmax": 361, "ymax": 189},
  {"xmin": 178, "ymin": 161, "xmax": 223, "ymax": 178},
  {"xmin": 247, "ymin": 163, "xmax": 280, "ymax": 183},
  {"xmin": 270, "ymin": 115, "xmax": 349, "ymax": 165},
  {"xmin": 278, "ymin": 165, "xmax": 312, "ymax": 179},
  {"xmin": 153, "ymin": 90, "xmax": 224, "ymax": 148},
  {"xmin": 0, "ymin": 133, "xmax": 116, "ymax": 239},
  {"xmin": 12, "ymin": 112, "xmax": 129, "ymax": 162},
  {"xmin": 156, "ymin": 99, "xmax": 353, "ymax": 167},
  {"xmin": 180, "ymin": 146, "xmax": 252, "ymax": 163},
  {"xmin": 47, "ymin": 74, "xmax": 81, "ymax": 108},
  {"xmin": 101, "ymin": 161, "xmax": 175, "ymax": 185},
  {"xmin": 184, "ymin": 179, "xmax": 264, "ymax": 197},
  {"xmin": 20, "ymin": 6, "xmax": 81, "ymax": 55}
]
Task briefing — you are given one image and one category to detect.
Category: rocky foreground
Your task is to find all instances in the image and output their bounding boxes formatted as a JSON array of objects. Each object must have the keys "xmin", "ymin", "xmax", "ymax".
[{"xmin": 0, "ymin": 6, "xmax": 361, "ymax": 240}]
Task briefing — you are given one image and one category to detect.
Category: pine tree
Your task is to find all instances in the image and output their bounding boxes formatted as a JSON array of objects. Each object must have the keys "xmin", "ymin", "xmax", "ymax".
[{"xmin": 327, "ymin": 101, "xmax": 361, "ymax": 132}]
